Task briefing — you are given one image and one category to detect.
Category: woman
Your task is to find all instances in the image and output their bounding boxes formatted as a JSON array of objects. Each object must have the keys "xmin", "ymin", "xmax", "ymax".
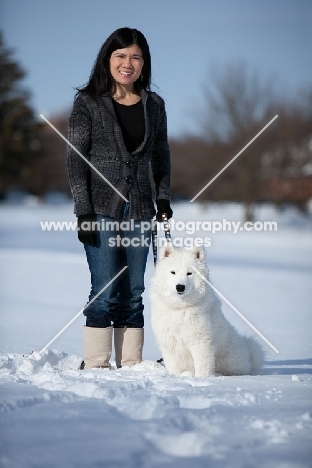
[{"xmin": 67, "ymin": 27, "xmax": 172, "ymax": 370}]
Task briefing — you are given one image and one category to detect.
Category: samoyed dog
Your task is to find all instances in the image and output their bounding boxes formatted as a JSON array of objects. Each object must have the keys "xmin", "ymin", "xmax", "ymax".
[{"xmin": 150, "ymin": 245, "xmax": 263, "ymax": 377}]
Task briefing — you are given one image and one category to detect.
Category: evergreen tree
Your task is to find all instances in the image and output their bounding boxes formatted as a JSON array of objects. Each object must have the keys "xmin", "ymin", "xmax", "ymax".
[{"xmin": 0, "ymin": 31, "xmax": 41, "ymax": 197}]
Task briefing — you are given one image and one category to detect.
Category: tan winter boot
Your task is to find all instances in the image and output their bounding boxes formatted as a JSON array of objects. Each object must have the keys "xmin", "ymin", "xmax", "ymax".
[
  {"xmin": 82, "ymin": 326, "xmax": 113, "ymax": 369},
  {"xmin": 114, "ymin": 327, "xmax": 144, "ymax": 368}
]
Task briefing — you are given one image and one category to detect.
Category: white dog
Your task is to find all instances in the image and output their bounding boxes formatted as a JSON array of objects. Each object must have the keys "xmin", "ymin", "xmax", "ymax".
[{"xmin": 150, "ymin": 245, "xmax": 263, "ymax": 377}]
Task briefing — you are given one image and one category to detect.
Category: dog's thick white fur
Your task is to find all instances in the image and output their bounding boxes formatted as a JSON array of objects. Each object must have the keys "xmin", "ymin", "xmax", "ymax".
[{"xmin": 150, "ymin": 245, "xmax": 264, "ymax": 377}]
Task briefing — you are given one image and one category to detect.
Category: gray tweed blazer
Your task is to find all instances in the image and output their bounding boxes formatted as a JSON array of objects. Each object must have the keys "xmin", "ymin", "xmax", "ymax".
[{"xmin": 66, "ymin": 87, "xmax": 171, "ymax": 220}]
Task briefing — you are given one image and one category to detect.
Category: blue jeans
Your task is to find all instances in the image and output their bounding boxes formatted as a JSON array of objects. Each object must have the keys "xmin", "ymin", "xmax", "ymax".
[{"xmin": 83, "ymin": 207, "xmax": 151, "ymax": 328}]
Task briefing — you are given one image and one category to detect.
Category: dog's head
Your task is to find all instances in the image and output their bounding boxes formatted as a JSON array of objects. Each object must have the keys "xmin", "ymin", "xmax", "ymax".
[{"xmin": 151, "ymin": 245, "xmax": 209, "ymax": 307}]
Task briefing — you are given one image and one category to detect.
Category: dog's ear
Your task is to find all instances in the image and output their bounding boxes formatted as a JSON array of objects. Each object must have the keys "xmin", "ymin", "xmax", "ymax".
[
  {"xmin": 159, "ymin": 244, "xmax": 174, "ymax": 260},
  {"xmin": 191, "ymin": 246, "xmax": 205, "ymax": 262}
]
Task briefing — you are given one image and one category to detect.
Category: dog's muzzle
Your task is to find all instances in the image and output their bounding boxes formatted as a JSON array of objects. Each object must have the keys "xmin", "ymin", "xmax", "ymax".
[{"xmin": 176, "ymin": 284, "xmax": 185, "ymax": 294}]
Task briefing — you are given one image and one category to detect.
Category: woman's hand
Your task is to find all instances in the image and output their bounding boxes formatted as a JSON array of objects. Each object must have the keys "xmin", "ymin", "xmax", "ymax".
[
  {"xmin": 77, "ymin": 214, "xmax": 98, "ymax": 247},
  {"xmin": 156, "ymin": 199, "xmax": 173, "ymax": 222}
]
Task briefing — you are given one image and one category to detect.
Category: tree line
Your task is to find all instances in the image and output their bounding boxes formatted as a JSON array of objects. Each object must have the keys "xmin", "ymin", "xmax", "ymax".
[{"xmin": 1, "ymin": 32, "xmax": 311, "ymax": 220}]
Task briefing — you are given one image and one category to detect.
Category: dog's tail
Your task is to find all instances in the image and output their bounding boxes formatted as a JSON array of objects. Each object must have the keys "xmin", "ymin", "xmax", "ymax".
[{"xmin": 246, "ymin": 336, "xmax": 264, "ymax": 374}]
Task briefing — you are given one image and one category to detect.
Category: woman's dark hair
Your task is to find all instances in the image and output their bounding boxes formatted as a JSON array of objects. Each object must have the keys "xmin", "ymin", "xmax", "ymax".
[{"xmin": 78, "ymin": 27, "xmax": 151, "ymax": 97}]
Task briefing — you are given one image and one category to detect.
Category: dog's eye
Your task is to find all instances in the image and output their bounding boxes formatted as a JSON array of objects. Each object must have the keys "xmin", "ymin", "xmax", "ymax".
[
  {"xmin": 187, "ymin": 272, "xmax": 192, "ymax": 276},
  {"xmin": 170, "ymin": 271, "xmax": 176, "ymax": 275}
]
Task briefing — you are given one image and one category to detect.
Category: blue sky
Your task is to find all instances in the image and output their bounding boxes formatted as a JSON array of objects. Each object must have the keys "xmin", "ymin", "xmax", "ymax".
[{"xmin": 0, "ymin": 0, "xmax": 311, "ymax": 137}]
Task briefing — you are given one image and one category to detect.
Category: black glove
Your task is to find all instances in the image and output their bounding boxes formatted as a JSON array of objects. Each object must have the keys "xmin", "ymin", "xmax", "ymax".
[
  {"xmin": 156, "ymin": 199, "xmax": 173, "ymax": 222},
  {"xmin": 77, "ymin": 214, "xmax": 98, "ymax": 247}
]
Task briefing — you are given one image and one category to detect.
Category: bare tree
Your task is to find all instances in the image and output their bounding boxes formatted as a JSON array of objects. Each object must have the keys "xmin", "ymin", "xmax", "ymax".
[
  {"xmin": 33, "ymin": 111, "xmax": 71, "ymax": 196},
  {"xmin": 197, "ymin": 61, "xmax": 281, "ymax": 221},
  {"xmin": 261, "ymin": 87, "xmax": 312, "ymax": 178},
  {"xmin": 200, "ymin": 61, "xmax": 279, "ymax": 142}
]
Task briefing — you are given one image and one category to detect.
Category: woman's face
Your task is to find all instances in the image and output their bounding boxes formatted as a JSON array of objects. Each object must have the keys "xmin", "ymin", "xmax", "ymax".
[{"xmin": 109, "ymin": 44, "xmax": 144, "ymax": 91}]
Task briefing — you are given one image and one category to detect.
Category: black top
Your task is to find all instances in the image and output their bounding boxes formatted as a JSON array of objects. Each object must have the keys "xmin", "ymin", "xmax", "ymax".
[{"xmin": 113, "ymin": 99, "xmax": 145, "ymax": 153}]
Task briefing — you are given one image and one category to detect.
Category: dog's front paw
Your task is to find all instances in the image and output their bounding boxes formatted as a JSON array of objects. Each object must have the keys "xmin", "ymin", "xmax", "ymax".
[
  {"xmin": 194, "ymin": 369, "xmax": 215, "ymax": 378},
  {"xmin": 180, "ymin": 371, "xmax": 194, "ymax": 377}
]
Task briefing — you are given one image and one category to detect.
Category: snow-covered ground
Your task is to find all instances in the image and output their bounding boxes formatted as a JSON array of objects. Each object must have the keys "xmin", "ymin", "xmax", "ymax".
[{"xmin": 0, "ymin": 201, "xmax": 311, "ymax": 467}]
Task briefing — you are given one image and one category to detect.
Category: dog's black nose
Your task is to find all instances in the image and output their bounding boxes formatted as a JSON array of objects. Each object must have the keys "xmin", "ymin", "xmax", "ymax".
[{"xmin": 176, "ymin": 284, "xmax": 185, "ymax": 293}]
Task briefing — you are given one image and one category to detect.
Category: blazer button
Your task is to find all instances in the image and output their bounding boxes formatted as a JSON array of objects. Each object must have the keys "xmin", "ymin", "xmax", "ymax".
[
  {"xmin": 125, "ymin": 160, "xmax": 134, "ymax": 167},
  {"xmin": 126, "ymin": 176, "xmax": 133, "ymax": 184}
]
